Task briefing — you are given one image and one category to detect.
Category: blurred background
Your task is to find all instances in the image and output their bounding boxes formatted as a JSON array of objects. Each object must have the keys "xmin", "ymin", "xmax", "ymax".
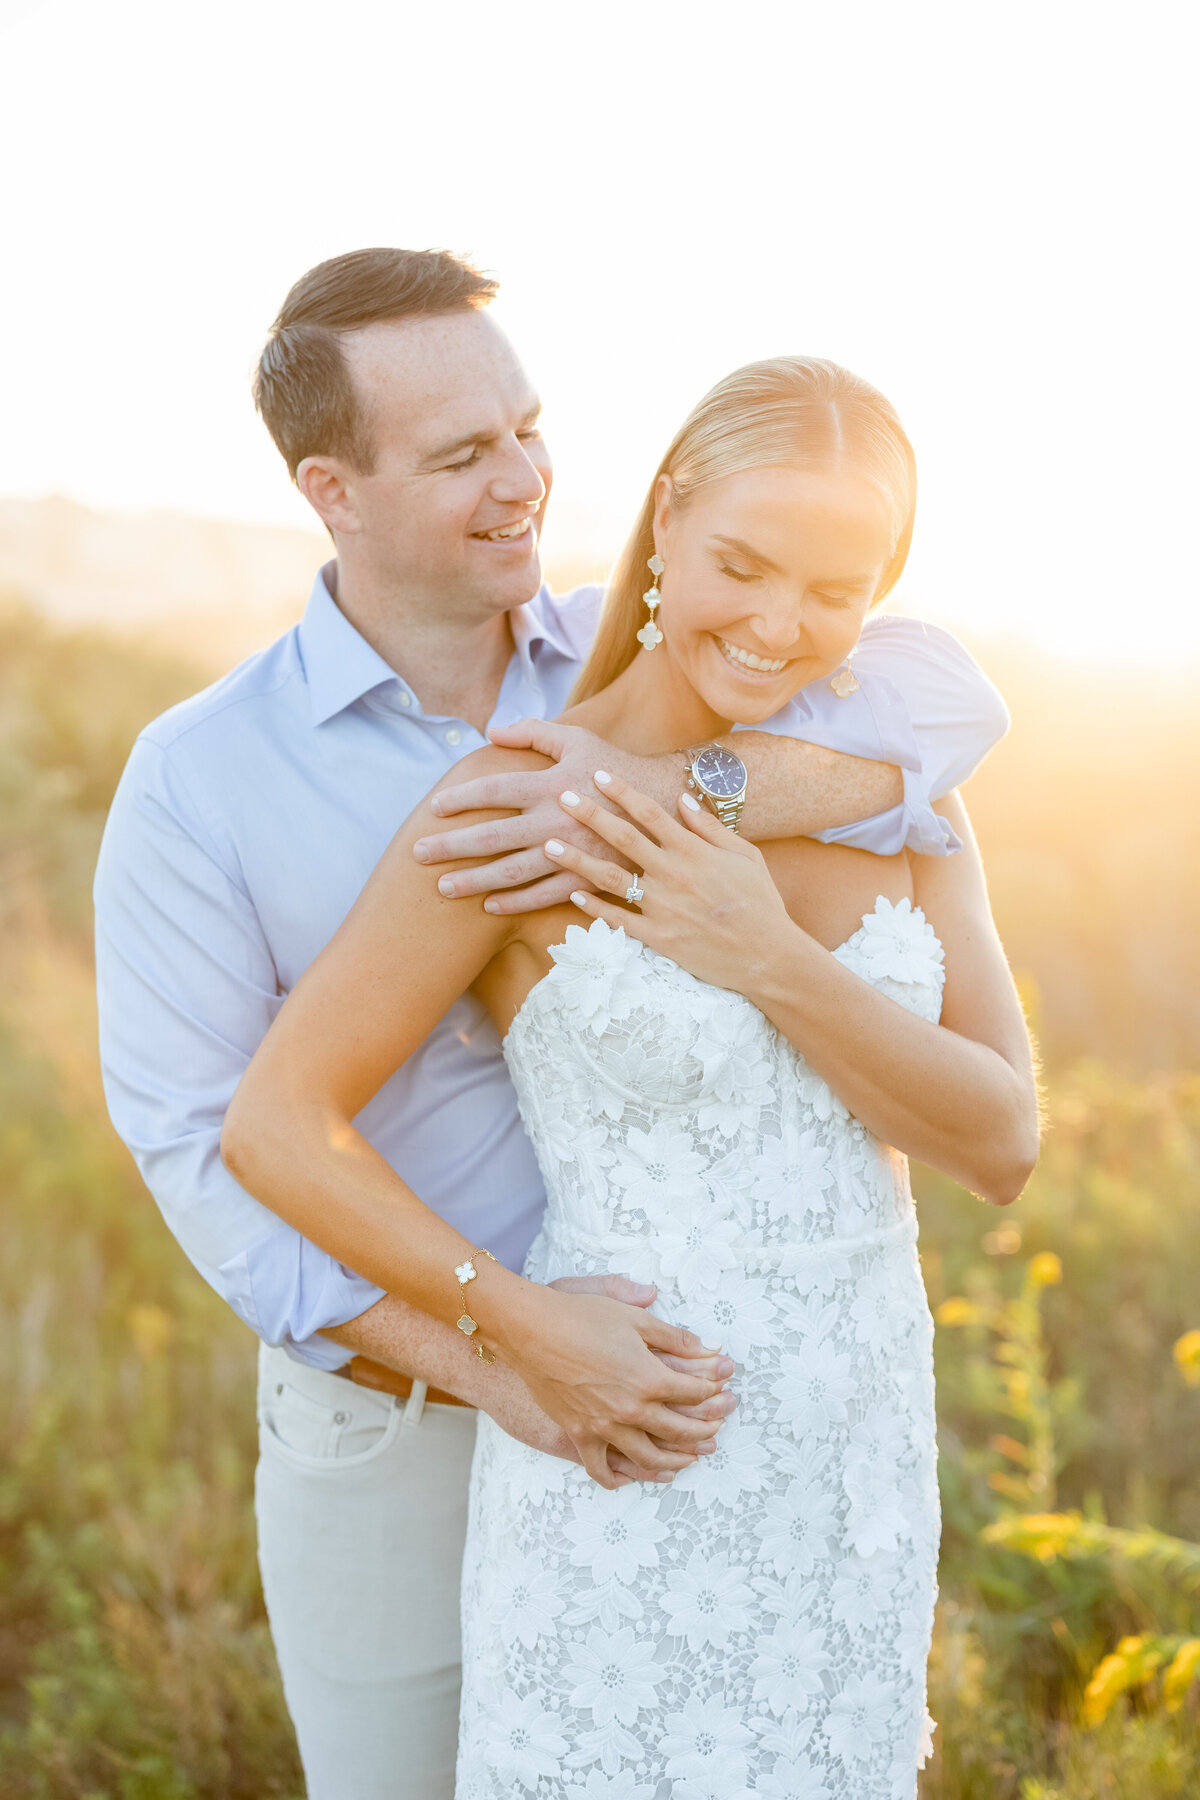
[{"xmin": 2, "ymin": 2, "xmax": 1198, "ymax": 1795}]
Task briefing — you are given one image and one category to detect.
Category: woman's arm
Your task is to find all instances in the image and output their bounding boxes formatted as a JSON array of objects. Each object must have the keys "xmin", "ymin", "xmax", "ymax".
[
  {"xmin": 548, "ymin": 776, "xmax": 1040, "ymax": 1206},
  {"xmin": 219, "ymin": 749, "xmax": 727, "ymax": 1488}
]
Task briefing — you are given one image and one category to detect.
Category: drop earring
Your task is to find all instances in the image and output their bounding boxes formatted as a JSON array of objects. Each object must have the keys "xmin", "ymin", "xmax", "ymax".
[
  {"xmin": 636, "ymin": 553, "xmax": 665, "ymax": 650},
  {"xmin": 830, "ymin": 651, "xmax": 859, "ymax": 698}
]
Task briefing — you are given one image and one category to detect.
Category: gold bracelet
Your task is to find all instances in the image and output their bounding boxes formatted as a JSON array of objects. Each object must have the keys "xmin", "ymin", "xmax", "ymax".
[{"xmin": 454, "ymin": 1248, "xmax": 498, "ymax": 1362}]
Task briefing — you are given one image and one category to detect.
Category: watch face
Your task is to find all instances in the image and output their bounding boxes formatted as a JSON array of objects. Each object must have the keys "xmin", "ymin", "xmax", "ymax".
[{"xmin": 693, "ymin": 745, "xmax": 747, "ymax": 798}]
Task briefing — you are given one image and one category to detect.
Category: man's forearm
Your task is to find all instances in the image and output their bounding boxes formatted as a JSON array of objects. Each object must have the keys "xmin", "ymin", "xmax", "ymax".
[
  {"xmin": 636, "ymin": 733, "xmax": 903, "ymax": 842},
  {"xmin": 721, "ymin": 733, "xmax": 901, "ymax": 840},
  {"xmin": 322, "ymin": 1291, "xmax": 521, "ymax": 1410}
]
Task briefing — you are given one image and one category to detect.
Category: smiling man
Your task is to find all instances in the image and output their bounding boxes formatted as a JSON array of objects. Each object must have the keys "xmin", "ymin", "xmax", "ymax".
[{"xmin": 94, "ymin": 247, "xmax": 1008, "ymax": 1797}]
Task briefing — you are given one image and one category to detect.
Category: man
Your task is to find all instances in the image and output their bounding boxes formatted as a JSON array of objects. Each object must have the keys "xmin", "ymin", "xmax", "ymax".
[{"xmin": 95, "ymin": 247, "xmax": 1007, "ymax": 1797}]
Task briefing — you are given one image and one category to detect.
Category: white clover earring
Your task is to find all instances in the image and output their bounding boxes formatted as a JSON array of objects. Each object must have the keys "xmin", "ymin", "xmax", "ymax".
[
  {"xmin": 830, "ymin": 651, "xmax": 859, "ymax": 698},
  {"xmin": 636, "ymin": 553, "xmax": 665, "ymax": 651}
]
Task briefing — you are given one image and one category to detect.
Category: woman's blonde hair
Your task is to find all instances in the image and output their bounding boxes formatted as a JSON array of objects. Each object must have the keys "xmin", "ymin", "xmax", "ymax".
[{"xmin": 569, "ymin": 355, "xmax": 916, "ymax": 704}]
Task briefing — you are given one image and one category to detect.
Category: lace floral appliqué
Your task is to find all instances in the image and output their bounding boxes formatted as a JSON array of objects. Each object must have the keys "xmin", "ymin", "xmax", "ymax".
[{"xmin": 459, "ymin": 901, "xmax": 945, "ymax": 1799}]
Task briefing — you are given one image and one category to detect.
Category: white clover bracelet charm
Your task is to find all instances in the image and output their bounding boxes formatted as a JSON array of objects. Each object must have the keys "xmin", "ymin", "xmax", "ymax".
[{"xmin": 455, "ymin": 1248, "xmax": 498, "ymax": 1361}]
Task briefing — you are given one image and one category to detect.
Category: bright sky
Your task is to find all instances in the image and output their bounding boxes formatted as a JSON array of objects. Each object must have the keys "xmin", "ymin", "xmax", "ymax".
[{"xmin": 3, "ymin": 0, "xmax": 1196, "ymax": 661}]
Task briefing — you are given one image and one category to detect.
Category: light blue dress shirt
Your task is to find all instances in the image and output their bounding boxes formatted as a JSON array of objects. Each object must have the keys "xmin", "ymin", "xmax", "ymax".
[{"xmin": 94, "ymin": 568, "xmax": 1008, "ymax": 1369}]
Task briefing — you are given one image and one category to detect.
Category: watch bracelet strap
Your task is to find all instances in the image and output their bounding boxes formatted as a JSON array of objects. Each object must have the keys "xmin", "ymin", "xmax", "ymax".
[{"xmin": 712, "ymin": 791, "xmax": 744, "ymax": 832}]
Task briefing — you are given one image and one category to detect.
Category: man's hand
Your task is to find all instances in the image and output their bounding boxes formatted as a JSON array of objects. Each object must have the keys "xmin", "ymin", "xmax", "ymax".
[
  {"xmin": 412, "ymin": 719, "xmax": 681, "ymax": 914},
  {"xmin": 547, "ymin": 1273, "xmax": 737, "ymax": 1483}
]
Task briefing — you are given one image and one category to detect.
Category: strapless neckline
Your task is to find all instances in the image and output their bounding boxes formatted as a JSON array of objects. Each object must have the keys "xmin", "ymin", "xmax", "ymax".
[{"xmin": 502, "ymin": 892, "xmax": 943, "ymax": 1053}]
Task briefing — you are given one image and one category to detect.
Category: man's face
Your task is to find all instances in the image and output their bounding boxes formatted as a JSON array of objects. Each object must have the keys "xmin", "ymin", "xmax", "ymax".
[{"xmin": 336, "ymin": 310, "xmax": 552, "ymax": 618}]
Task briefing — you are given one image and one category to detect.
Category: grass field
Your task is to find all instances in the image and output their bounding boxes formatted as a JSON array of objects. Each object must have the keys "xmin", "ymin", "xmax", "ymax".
[{"xmin": 1, "ymin": 601, "xmax": 1197, "ymax": 1796}]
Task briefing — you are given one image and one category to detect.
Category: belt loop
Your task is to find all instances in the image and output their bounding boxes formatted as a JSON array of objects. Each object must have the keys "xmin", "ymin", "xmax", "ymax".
[{"xmin": 402, "ymin": 1378, "xmax": 428, "ymax": 1427}]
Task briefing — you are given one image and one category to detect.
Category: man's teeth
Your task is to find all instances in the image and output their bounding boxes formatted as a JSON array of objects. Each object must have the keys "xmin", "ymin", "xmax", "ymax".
[
  {"xmin": 479, "ymin": 519, "xmax": 531, "ymax": 541},
  {"xmin": 716, "ymin": 634, "xmax": 787, "ymax": 674}
]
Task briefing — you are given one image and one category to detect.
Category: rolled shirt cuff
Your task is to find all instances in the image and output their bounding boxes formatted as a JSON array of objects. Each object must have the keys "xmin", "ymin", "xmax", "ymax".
[
  {"xmin": 809, "ymin": 765, "xmax": 960, "ymax": 858},
  {"xmin": 219, "ymin": 1225, "xmax": 386, "ymax": 1370}
]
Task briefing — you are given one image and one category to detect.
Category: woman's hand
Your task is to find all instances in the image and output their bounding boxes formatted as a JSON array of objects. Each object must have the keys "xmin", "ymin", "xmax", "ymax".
[
  {"xmin": 545, "ymin": 768, "xmax": 800, "ymax": 993},
  {"xmin": 485, "ymin": 1279, "xmax": 735, "ymax": 1491}
]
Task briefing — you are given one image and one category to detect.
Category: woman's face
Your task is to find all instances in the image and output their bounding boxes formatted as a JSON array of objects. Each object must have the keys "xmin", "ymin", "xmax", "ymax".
[{"xmin": 653, "ymin": 463, "xmax": 899, "ymax": 724}]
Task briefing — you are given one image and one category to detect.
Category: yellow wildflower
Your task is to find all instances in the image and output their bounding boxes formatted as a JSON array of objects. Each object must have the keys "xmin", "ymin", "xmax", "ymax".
[
  {"xmin": 1172, "ymin": 1329, "xmax": 1200, "ymax": 1388},
  {"xmin": 1083, "ymin": 1636, "xmax": 1158, "ymax": 1727},
  {"xmin": 1026, "ymin": 1252, "xmax": 1062, "ymax": 1288},
  {"xmin": 935, "ymin": 1297, "xmax": 980, "ymax": 1327},
  {"xmin": 1164, "ymin": 1639, "xmax": 1200, "ymax": 1712},
  {"xmin": 127, "ymin": 1302, "xmax": 173, "ymax": 1360}
]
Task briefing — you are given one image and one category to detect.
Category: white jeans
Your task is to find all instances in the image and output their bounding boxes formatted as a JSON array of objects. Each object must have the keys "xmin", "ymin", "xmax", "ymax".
[{"xmin": 255, "ymin": 1343, "xmax": 479, "ymax": 1799}]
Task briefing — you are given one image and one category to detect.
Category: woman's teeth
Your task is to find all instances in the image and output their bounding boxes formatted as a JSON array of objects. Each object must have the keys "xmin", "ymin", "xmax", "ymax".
[
  {"xmin": 477, "ymin": 518, "xmax": 532, "ymax": 542},
  {"xmin": 715, "ymin": 634, "xmax": 788, "ymax": 674}
]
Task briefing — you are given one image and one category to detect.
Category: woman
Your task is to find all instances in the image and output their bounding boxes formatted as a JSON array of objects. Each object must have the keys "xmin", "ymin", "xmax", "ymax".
[{"xmin": 223, "ymin": 357, "xmax": 1039, "ymax": 1798}]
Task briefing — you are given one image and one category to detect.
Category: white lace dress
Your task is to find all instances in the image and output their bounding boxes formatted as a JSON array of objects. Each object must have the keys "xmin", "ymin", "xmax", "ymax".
[{"xmin": 456, "ymin": 899, "xmax": 945, "ymax": 1800}]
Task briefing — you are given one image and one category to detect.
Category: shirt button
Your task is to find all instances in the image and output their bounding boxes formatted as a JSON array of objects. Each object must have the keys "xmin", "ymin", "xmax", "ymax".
[
  {"xmin": 398, "ymin": 691, "xmax": 412, "ymax": 708},
  {"xmin": 445, "ymin": 728, "xmax": 462, "ymax": 745},
  {"xmin": 333, "ymin": 1410, "xmax": 349, "ymax": 1425}
]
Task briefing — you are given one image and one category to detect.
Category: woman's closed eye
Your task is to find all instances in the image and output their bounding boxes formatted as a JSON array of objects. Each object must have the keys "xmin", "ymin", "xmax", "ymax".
[{"xmin": 718, "ymin": 562, "xmax": 758, "ymax": 583}]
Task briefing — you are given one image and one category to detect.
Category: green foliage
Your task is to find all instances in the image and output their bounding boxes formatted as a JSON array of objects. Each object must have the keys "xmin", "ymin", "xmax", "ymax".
[
  {"xmin": 920, "ymin": 1091, "xmax": 1200, "ymax": 1797},
  {"xmin": 0, "ymin": 607, "xmax": 301, "ymax": 1794},
  {"xmin": 0, "ymin": 1017, "xmax": 302, "ymax": 1797}
]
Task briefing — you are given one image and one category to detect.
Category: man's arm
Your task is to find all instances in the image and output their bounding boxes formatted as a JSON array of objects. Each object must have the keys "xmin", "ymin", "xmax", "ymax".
[
  {"xmin": 412, "ymin": 615, "xmax": 1008, "ymax": 912},
  {"xmin": 95, "ymin": 733, "xmax": 385, "ymax": 1371}
]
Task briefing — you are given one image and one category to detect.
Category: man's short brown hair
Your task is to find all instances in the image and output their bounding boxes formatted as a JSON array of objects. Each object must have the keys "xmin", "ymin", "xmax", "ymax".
[{"xmin": 253, "ymin": 248, "xmax": 498, "ymax": 480}]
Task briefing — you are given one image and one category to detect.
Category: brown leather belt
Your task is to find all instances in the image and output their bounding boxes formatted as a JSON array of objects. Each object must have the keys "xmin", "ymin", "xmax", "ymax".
[{"xmin": 334, "ymin": 1354, "xmax": 474, "ymax": 1409}]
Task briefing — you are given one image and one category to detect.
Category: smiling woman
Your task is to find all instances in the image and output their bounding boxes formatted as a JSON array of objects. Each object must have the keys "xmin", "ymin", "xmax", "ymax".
[{"xmin": 570, "ymin": 355, "xmax": 916, "ymax": 709}]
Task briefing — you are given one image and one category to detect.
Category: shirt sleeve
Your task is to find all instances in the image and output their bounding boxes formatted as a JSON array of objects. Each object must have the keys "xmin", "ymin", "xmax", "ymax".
[
  {"xmin": 733, "ymin": 614, "xmax": 1010, "ymax": 856},
  {"xmin": 93, "ymin": 735, "xmax": 384, "ymax": 1369}
]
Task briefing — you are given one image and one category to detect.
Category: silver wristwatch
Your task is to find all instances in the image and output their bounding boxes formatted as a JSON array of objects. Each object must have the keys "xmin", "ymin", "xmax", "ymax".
[{"xmin": 682, "ymin": 743, "xmax": 749, "ymax": 833}]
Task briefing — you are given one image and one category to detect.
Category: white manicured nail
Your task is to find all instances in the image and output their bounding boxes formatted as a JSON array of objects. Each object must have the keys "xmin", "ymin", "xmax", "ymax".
[
  {"xmin": 438, "ymin": 877, "xmax": 456, "ymax": 896},
  {"xmin": 545, "ymin": 839, "xmax": 565, "ymax": 856},
  {"xmin": 594, "ymin": 770, "xmax": 612, "ymax": 786},
  {"xmin": 681, "ymin": 793, "xmax": 702, "ymax": 812},
  {"xmin": 560, "ymin": 790, "xmax": 580, "ymax": 806},
  {"xmin": 701, "ymin": 1337, "xmax": 722, "ymax": 1350},
  {"xmin": 569, "ymin": 891, "xmax": 589, "ymax": 908}
]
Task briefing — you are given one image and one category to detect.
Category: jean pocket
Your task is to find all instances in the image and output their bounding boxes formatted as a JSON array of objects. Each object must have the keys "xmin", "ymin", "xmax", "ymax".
[{"xmin": 261, "ymin": 1377, "xmax": 399, "ymax": 1468}]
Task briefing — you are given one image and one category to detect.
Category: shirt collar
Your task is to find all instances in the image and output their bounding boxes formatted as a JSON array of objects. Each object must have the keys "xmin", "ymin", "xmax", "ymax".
[
  {"xmin": 511, "ymin": 584, "xmax": 577, "ymax": 664},
  {"xmin": 298, "ymin": 565, "xmax": 409, "ymax": 726},
  {"xmin": 299, "ymin": 565, "xmax": 578, "ymax": 727}
]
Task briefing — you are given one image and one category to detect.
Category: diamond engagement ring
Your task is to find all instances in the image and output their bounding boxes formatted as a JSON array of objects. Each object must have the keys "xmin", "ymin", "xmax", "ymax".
[{"xmin": 625, "ymin": 875, "xmax": 645, "ymax": 905}]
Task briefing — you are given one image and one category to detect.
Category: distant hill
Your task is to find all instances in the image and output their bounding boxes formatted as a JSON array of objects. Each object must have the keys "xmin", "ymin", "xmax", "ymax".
[
  {"xmin": 0, "ymin": 493, "xmax": 616, "ymax": 671},
  {"xmin": 0, "ymin": 495, "xmax": 329, "ymax": 669}
]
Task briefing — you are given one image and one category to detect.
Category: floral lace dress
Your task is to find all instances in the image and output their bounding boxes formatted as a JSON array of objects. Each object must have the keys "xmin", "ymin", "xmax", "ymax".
[{"xmin": 456, "ymin": 900, "xmax": 945, "ymax": 1800}]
